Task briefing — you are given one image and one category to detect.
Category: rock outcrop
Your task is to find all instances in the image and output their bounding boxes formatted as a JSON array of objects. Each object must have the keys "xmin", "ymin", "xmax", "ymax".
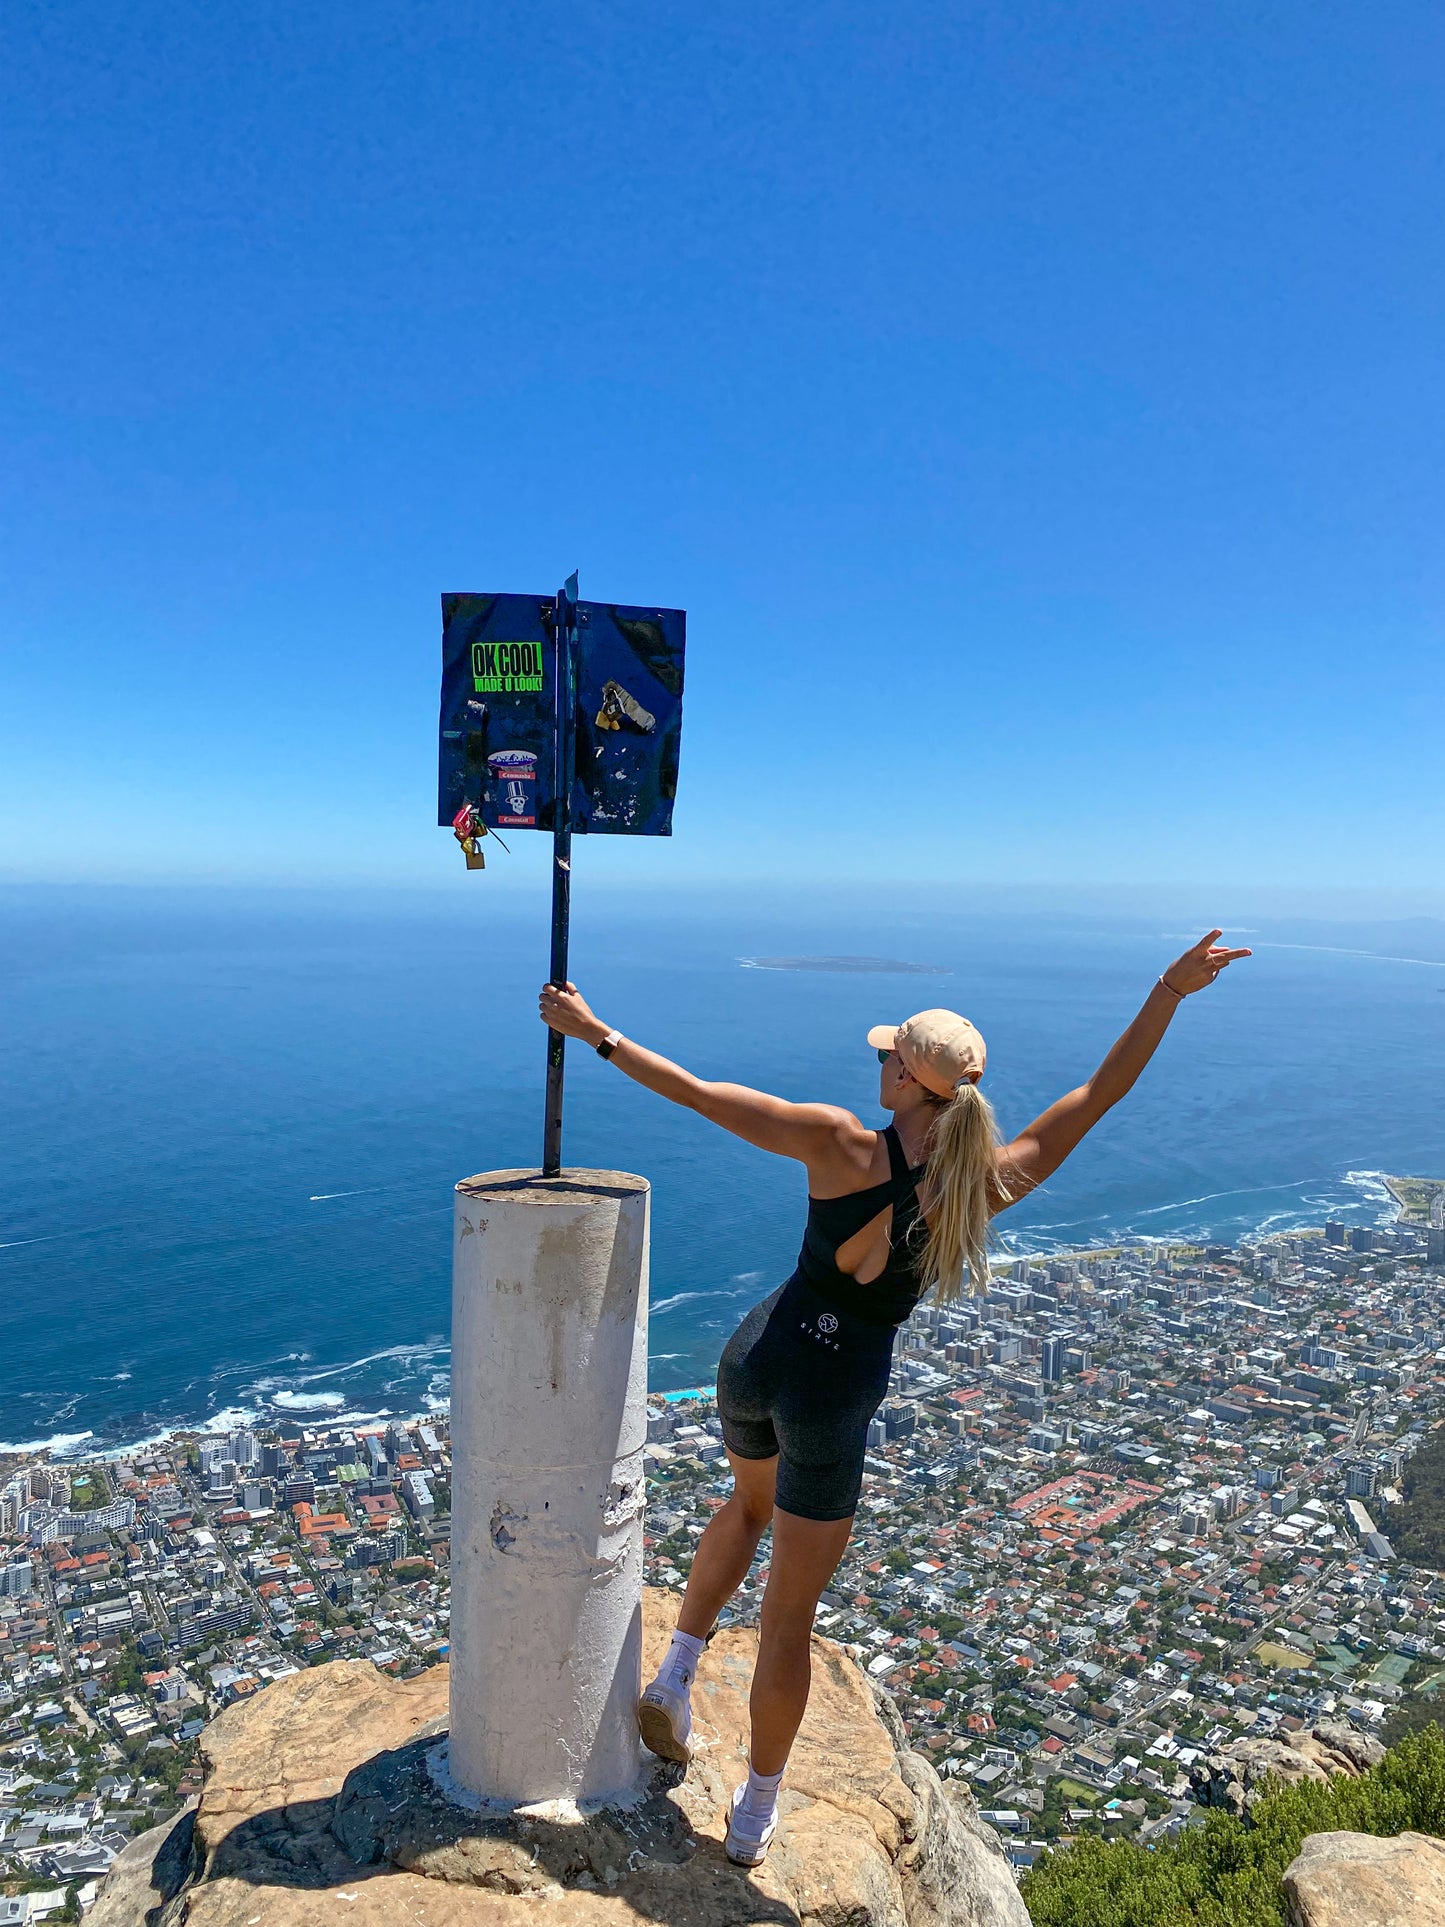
[
  {"xmin": 93, "ymin": 1588, "xmax": 1028, "ymax": 1926},
  {"xmin": 1187, "ymin": 1721, "xmax": 1387, "ymax": 1819},
  {"xmin": 1282, "ymin": 1828, "xmax": 1445, "ymax": 1927},
  {"xmin": 86, "ymin": 1799, "xmax": 197, "ymax": 1926}
]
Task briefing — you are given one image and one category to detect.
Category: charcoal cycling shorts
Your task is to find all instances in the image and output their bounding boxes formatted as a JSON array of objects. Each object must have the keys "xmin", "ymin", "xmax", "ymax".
[{"xmin": 716, "ymin": 1272, "xmax": 897, "ymax": 1523}]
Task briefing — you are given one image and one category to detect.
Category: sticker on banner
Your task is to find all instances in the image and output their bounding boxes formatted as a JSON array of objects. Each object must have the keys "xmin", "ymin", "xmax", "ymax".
[
  {"xmin": 472, "ymin": 641, "xmax": 545, "ymax": 694},
  {"xmin": 488, "ymin": 749, "xmax": 538, "ymax": 826}
]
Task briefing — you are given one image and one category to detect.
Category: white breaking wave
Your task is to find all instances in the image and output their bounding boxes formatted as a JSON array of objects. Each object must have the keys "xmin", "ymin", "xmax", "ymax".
[
  {"xmin": 1341, "ymin": 1170, "xmax": 1402, "ymax": 1223},
  {"xmin": 271, "ymin": 1390, "xmax": 348, "ymax": 1411},
  {"xmin": 0, "ymin": 1429, "xmax": 95, "ymax": 1457},
  {"xmin": 196, "ymin": 1406, "xmax": 264, "ymax": 1436},
  {"xmin": 652, "ymin": 1274, "xmax": 768, "ymax": 1317},
  {"xmin": 1014, "ymin": 1167, "xmax": 1401, "ymax": 1249},
  {"xmin": 650, "ymin": 1291, "xmax": 709, "ymax": 1315},
  {"xmin": 248, "ymin": 1342, "xmax": 449, "ymax": 1395},
  {"xmin": 1126, "ymin": 1178, "xmax": 1324, "ymax": 1220},
  {"xmin": 1258, "ymin": 942, "xmax": 1445, "ymax": 969}
]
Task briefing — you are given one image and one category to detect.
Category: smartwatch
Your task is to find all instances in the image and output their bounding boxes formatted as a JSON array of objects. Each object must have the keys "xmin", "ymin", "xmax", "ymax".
[{"xmin": 597, "ymin": 1029, "xmax": 623, "ymax": 1060}]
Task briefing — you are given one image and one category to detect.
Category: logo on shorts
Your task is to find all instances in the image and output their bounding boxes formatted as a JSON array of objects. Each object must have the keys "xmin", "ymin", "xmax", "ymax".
[{"xmin": 818, "ymin": 1312, "xmax": 839, "ymax": 1334}]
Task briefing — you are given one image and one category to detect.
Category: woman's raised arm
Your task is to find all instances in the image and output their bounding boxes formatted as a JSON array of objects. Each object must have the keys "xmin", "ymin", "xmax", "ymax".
[
  {"xmin": 994, "ymin": 930, "xmax": 1251, "ymax": 1207},
  {"xmin": 537, "ymin": 981, "xmax": 861, "ymax": 1164}
]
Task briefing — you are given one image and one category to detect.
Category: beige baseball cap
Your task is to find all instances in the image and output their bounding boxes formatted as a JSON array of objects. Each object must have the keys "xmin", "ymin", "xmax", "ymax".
[{"xmin": 867, "ymin": 1008, "xmax": 987, "ymax": 1098}]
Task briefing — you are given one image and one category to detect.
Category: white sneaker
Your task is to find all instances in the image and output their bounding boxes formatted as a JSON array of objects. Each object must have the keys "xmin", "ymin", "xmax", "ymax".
[
  {"xmin": 637, "ymin": 1678, "xmax": 692, "ymax": 1764},
  {"xmin": 724, "ymin": 1782, "xmax": 778, "ymax": 1867}
]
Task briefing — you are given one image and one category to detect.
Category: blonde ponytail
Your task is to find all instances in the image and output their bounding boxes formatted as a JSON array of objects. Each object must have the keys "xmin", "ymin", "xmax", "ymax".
[{"xmin": 916, "ymin": 1081, "xmax": 1006, "ymax": 1302}]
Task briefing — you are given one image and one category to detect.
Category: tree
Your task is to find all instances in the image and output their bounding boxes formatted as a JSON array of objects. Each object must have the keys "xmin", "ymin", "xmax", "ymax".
[
  {"xmin": 110, "ymin": 1640, "xmax": 144, "ymax": 1695},
  {"xmin": 1022, "ymin": 1723, "xmax": 1445, "ymax": 1927},
  {"xmin": 1382, "ymin": 1700, "xmax": 1445, "ymax": 1749},
  {"xmin": 1391, "ymin": 1427, "xmax": 1445, "ymax": 1570}
]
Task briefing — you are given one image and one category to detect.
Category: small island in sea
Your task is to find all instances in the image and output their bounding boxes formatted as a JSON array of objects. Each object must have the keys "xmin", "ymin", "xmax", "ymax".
[{"xmin": 741, "ymin": 956, "xmax": 952, "ymax": 974}]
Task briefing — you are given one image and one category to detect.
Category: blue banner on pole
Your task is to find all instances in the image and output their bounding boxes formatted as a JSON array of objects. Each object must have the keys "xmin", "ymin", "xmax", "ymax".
[{"xmin": 438, "ymin": 592, "xmax": 685, "ymax": 837}]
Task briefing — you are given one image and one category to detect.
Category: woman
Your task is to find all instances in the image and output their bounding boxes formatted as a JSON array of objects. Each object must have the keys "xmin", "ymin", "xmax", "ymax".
[{"xmin": 538, "ymin": 928, "xmax": 1249, "ymax": 1865}]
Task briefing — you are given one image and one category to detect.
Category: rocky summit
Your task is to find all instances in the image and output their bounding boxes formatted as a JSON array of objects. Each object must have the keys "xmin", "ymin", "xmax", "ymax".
[
  {"xmin": 1186, "ymin": 1720, "xmax": 1387, "ymax": 1819},
  {"xmin": 89, "ymin": 1587, "xmax": 1029, "ymax": 1926},
  {"xmin": 1281, "ymin": 1828, "xmax": 1445, "ymax": 1927}
]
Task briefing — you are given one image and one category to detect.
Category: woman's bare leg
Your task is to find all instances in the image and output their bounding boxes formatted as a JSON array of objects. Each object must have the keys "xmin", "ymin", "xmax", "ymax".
[
  {"xmin": 675, "ymin": 1449, "xmax": 777, "ymax": 1640},
  {"xmin": 748, "ymin": 1505, "xmax": 853, "ymax": 1774}
]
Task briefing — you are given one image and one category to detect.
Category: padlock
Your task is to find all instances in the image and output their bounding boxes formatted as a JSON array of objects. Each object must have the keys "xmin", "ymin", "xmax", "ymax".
[
  {"xmin": 595, "ymin": 679, "xmax": 656, "ymax": 733},
  {"xmin": 452, "ymin": 801, "xmax": 488, "ymax": 868}
]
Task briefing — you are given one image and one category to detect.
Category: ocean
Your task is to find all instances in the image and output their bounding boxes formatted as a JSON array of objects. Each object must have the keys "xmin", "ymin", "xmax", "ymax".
[{"xmin": 2, "ymin": 882, "xmax": 1443, "ymax": 1457}]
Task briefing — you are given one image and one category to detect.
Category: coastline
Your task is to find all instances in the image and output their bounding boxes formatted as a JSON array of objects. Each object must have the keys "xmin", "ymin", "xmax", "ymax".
[
  {"xmin": 0, "ymin": 1183, "xmax": 1407, "ymax": 1464},
  {"xmin": 1382, "ymin": 1173, "xmax": 1445, "ymax": 1225}
]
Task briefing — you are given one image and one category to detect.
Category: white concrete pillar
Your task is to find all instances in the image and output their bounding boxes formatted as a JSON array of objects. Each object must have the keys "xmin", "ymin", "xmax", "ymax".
[{"xmin": 447, "ymin": 1169, "xmax": 650, "ymax": 1807}]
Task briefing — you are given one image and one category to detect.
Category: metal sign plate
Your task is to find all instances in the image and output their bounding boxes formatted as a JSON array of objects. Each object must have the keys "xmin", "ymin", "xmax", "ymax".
[{"xmin": 438, "ymin": 592, "xmax": 685, "ymax": 836}]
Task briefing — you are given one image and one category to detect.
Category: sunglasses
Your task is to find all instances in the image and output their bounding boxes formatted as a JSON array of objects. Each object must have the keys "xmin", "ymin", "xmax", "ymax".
[{"xmin": 877, "ymin": 1047, "xmax": 892, "ymax": 1064}]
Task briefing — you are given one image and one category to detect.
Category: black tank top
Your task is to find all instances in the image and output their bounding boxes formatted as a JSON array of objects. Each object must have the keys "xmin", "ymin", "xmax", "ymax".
[{"xmin": 795, "ymin": 1124, "xmax": 929, "ymax": 1327}]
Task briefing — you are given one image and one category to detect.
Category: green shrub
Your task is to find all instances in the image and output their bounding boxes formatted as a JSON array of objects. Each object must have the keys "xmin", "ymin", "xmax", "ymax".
[{"xmin": 1021, "ymin": 1722, "xmax": 1445, "ymax": 1927}]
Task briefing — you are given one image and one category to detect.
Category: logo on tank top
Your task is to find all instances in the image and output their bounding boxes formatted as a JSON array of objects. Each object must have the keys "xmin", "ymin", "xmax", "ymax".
[{"xmin": 798, "ymin": 1313, "xmax": 842, "ymax": 1350}]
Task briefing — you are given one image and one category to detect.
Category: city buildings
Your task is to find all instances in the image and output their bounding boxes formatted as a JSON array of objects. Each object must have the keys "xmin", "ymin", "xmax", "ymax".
[{"xmin": 4, "ymin": 1210, "xmax": 1445, "ymax": 1900}]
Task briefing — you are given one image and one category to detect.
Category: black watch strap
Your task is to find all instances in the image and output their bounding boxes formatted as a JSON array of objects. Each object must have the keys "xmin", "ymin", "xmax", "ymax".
[{"xmin": 597, "ymin": 1029, "xmax": 622, "ymax": 1059}]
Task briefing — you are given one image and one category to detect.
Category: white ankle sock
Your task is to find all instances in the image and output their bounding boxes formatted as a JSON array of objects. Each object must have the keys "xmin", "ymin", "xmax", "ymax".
[
  {"xmin": 656, "ymin": 1628, "xmax": 706, "ymax": 1695},
  {"xmin": 739, "ymin": 1759, "xmax": 785, "ymax": 1824}
]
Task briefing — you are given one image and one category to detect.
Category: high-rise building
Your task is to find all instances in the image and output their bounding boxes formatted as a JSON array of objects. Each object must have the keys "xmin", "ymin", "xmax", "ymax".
[
  {"xmin": 0, "ymin": 1558, "xmax": 33, "ymax": 1598},
  {"xmin": 402, "ymin": 1470, "xmax": 435, "ymax": 1521},
  {"xmin": 882, "ymin": 1400, "xmax": 915, "ymax": 1441},
  {"xmin": 1040, "ymin": 1337, "xmax": 1064, "ymax": 1382},
  {"xmin": 39, "ymin": 1500, "xmax": 137, "ymax": 1540}
]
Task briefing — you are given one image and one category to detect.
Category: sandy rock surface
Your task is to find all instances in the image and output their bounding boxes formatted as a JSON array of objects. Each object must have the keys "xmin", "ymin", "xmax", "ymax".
[
  {"xmin": 1282, "ymin": 1828, "xmax": 1445, "ymax": 1927},
  {"xmin": 95, "ymin": 1589, "xmax": 1028, "ymax": 1927}
]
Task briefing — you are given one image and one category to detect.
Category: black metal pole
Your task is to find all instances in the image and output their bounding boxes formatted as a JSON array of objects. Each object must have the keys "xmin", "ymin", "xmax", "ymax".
[{"xmin": 542, "ymin": 571, "xmax": 579, "ymax": 1177}]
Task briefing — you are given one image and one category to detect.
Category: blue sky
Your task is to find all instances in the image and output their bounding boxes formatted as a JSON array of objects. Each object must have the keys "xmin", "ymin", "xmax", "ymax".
[{"xmin": 1, "ymin": 3, "xmax": 1441, "ymax": 895}]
